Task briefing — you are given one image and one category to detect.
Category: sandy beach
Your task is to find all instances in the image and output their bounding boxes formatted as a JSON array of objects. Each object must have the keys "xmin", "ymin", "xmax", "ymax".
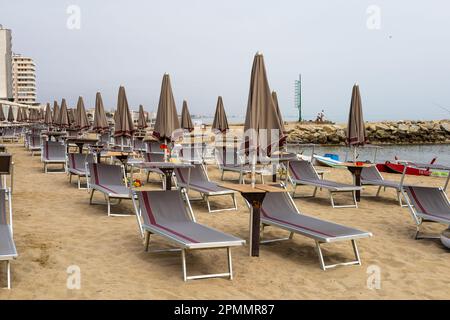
[{"xmin": 0, "ymin": 142, "xmax": 449, "ymax": 300}]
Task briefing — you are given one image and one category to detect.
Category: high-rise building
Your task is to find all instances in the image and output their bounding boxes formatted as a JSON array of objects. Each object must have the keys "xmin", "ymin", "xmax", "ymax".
[
  {"xmin": 12, "ymin": 54, "xmax": 37, "ymax": 105},
  {"xmin": 0, "ymin": 25, "xmax": 13, "ymax": 101}
]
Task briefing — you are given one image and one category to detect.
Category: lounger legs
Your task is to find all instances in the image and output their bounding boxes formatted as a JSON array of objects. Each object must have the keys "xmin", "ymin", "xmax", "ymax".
[
  {"xmin": 315, "ymin": 240, "xmax": 362, "ymax": 270},
  {"xmin": 7, "ymin": 261, "xmax": 11, "ymax": 289},
  {"xmin": 180, "ymin": 248, "xmax": 234, "ymax": 281},
  {"xmin": 414, "ymin": 223, "xmax": 441, "ymax": 240},
  {"xmin": 205, "ymin": 193, "xmax": 238, "ymax": 213}
]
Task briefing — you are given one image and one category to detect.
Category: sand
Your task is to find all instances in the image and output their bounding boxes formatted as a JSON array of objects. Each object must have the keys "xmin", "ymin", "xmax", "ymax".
[{"xmin": 0, "ymin": 143, "xmax": 449, "ymax": 299}]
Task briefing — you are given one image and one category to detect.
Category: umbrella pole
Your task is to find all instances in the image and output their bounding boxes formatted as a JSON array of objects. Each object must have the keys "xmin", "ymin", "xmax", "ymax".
[
  {"xmin": 353, "ymin": 146, "xmax": 357, "ymax": 162},
  {"xmin": 164, "ymin": 138, "xmax": 168, "ymax": 162}
]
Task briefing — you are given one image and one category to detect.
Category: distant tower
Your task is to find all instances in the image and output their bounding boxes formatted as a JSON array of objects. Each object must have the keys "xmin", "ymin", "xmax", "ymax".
[
  {"xmin": 0, "ymin": 25, "xmax": 13, "ymax": 101},
  {"xmin": 294, "ymin": 74, "xmax": 302, "ymax": 122},
  {"xmin": 12, "ymin": 54, "xmax": 37, "ymax": 105}
]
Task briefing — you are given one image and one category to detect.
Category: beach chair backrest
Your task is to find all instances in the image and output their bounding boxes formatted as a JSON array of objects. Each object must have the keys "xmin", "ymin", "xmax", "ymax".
[
  {"xmin": 68, "ymin": 153, "xmax": 94, "ymax": 170},
  {"xmin": 175, "ymin": 163, "xmax": 205, "ymax": 186},
  {"xmin": 0, "ymin": 154, "xmax": 12, "ymax": 175},
  {"xmin": 43, "ymin": 140, "xmax": 65, "ymax": 160},
  {"xmin": 262, "ymin": 190, "xmax": 299, "ymax": 218},
  {"xmin": 289, "ymin": 160, "xmax": 319, "ymax": 181},
  {"xmin": 30, "ymin": 134, "xmax": 41, "ymax": 148},
  {"xmin": 361, "ymin": 166, "xmax": 383, "ymax": 181},
  {"xmin": 99, "ymin": 132, "xmax": 111, "ymax": 145},
  {"xmin": 215, "ymin": 146, "xmax": 239, "ymax": 167},
  {"xmin": 180, "ymin": 146, "xmax": 204, "ymax": 163},
  {"xmin": 144, "ymin": 152, "xmax": 164, "ymax": 163},
  {"xmin": 89, "ymin": 163, "xmax": 125, "ymax": 187},
  {"xmin": 137, "ymin": 190, "xmax": 191, "ymax": 226},
  {"xmin": 146, "ymin": 140, "xmax": 161, "ymax": 153},
  {"xmin": 403, "ymin": 186, "xmax": 450, "ymax": 216},
  {"xmin": 133, "ymin": 138, "xmax": 145, "ymax": 151}
]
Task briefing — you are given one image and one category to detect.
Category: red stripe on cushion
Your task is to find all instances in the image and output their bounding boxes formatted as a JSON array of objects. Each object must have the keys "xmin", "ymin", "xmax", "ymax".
[{"xmin": 141, "ymin": 192, "xmax": 199, "ymax": 243}]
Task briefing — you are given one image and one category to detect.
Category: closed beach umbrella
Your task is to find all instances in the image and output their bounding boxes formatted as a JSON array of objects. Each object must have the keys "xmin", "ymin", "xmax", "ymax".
[
  {"xmin": 271, "ymin": 91, "xmax": 285, "ymax": 133},
  {"xmin": 346, "ymin": 84, "xmax": 367, "ymax": 159},
  {"xmin": 68, "ymin": 108, "xmax": 75, "ymax": 127},
  {"xmin": 22, "ymin": 108, "xmax": 28, "ymax": 122},
  {"xmin": 152, "ymin": 73, "xmax": 180, "ymax": 141},
  {"xmin": 0, "ymin": 105, "xmax": 5, "ymax": 122},
  {"xmin": 212, "ymin": 96, "xmax": 229, "ymax": 134},
  {"xmin": 44, "ymin": 103, "xmax": 53, "ymax": 126},
  {"xmin": 114, "ymin": 86, "xmax": 135, "ymax": 138},
  {"xmin": 52, "ymin": 101, "xmax": 59, "ymax": 125},
  {"xmin": 75, "ymin": 96, "xmax": 89, "ymax": 130},
  {"xmin": 7, "ymin": 106, "xmax": 15, "ymax": 122},
  {"xmin": 92, "ymin": 92, "xmax": 109, "ymax": 132},
  {"xmin": 244, "ymin": 52, "xmax": 285, "ymax": 157},
  {"xmin": 137, "ymin": 104, "xmax": 147, "ymax": 130},
  {"xmin": 58, "ymin": 98, "xmax": 70, "ymax": 129},
  {"xmin": 180, "ymin": 100, "xmax": 194, "ymax": 132},
  {"xmin": 16, "ymin": 107, "xmax": 22, "ymax": 122}
]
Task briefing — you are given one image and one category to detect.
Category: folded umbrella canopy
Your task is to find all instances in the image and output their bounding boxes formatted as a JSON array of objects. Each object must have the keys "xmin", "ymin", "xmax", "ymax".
[
  {"xmin": 180, "ymin": 100, "xmax": 194, "ymax": 132},
  {"xmin": 92, "ymin": 92, "xmax": 109, "ymax": 132},
  {"xmin": 68, "ymin": 108, "xmax": 75, "ymax": 128},
  {"xmin": 58, "ymin": 98, "xmax": 70, "ymax": 129},
  {"xmin": 52, "ymin": 101, "xmax": 60, "ymax": 125},
  {"xmin": 44, "ymin": 103, "xmax": 53, "ymax": 126},
  {"xmin": 212, "ymin": 96, "xmax": 229, "ymax": 134},
  {"xmin": 75, "ymin": 96, "xmax": 90, "ymax": 131},
  {"xmin": 114, "ymin": 86, "xmax": 135, "ymax": 139},
  {"xmin": 271, "ymin": 91, "xmax": 285, "ymax": 133},
  {"xmin": 244, "ymin": 52, "xmax": 285, "ymax": 159},
  {"xmin": 7, "ymin": 106, "xmax": 15, "ymax": 122},
  {"xmin": 152, "ymin": 73, "xmax": 180, "ymax": 142},
  {"xmin": 0, "ymin": 105, "xmax": 5, "ymax": 122},
  {"xmin": 16, "ymin": 107, "xmax": 22, "ymax": 123},
  {"xmin": 346, "ymin": 84, "xmax": 367, "ymax": 159},
  {"xmin": 22, "ymin": 108, "xmax": 28, "ymax": 122},
  {"xmin": 137, "ymin": 104, "xmax": 147, "ymax": 130}
]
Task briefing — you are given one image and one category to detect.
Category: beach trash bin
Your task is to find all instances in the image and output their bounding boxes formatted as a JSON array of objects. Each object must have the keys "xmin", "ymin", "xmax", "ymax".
[{"xmin": 324, "ymin": 153, "xmax": 339, "ymax": 161}]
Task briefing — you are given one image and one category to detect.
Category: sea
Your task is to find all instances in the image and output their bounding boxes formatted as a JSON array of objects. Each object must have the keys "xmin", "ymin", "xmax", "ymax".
[{"xmin": 286, "ymin": 143, "xmax": 450, "ymax": 165}]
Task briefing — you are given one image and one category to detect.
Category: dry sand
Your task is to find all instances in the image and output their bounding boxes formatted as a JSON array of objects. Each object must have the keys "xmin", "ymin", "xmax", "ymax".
[{"xmin": 0, "ymin": 143, "xmax": 449, "ymax": 299}]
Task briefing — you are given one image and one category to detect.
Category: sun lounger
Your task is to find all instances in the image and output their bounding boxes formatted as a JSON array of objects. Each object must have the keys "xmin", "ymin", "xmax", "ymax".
[
  {"xmin": 215, "ymin": 147, "xmax": 265, "ymax": 184},
  {"xmin": 67, "ymin": 153, "xmax": 95, "ymax": 189},
  {"xmin": 145, "ymin": 140, "xmax": 163, "ymax": 153},
  {"xmin": 260, "ymin": 186, "xmax": 372, "ymax": 270},
  {"xmin": 132, "ymin": 189, "xmax": 245, "ymax": 281},
  {"xmin": 0, "ymin": 189, "xmax": 17, "ymax": 289},
  {"xmin": 41, "ymin": 140, "xmax": 66, "ymax": 173},
  {"xmin": 0, "ymin": 153, "xmax": 13, "ymax": 194},
  {"xmin": 361, "ymin": 165, "xmax": 410, "ymax": 206},
  {"xmin": 88, "ymin": 162, "xmax": 132, "ymax": 216},
  {"xmin": 288, "ymin": 160, "xmax": 362, "ymax": 208},
  {"xmin": 28, "ymin": 134, "xmax": 42, "ymax": 156},
  {"xmin": 0, "ymin": 127, "xmax": 19, "ymax": 143},
  {"xmin": 174, "ymin": 163, "xmax": 238, "ymax": 213},
  {"xmin": 402, "ymin": 186, "xmax": 450, "ymax": 239}
]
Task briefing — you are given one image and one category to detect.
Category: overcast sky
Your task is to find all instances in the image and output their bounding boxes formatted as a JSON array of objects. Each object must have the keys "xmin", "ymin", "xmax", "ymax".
[{"xmin": 1, "ymin": 0, "xmax": 449, "ymax": 122}]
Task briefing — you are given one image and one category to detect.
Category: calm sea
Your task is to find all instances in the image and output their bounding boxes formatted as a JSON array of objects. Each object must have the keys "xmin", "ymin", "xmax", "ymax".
[{"xmin": 286, "ymin": 144, "xmax": 450, "ymax": 165}]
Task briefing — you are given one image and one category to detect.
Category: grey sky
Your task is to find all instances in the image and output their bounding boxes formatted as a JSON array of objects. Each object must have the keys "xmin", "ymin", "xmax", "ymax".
[{"xmin": 1, "ymin": 0, "xmax": 450, "ymax": 122}]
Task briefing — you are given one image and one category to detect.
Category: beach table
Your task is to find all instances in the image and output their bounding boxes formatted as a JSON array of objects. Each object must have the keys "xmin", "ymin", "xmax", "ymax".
[
  {"xmin": 131, "ymin": 162, "xmax": 193, "ymax": 190},
  {"xmin": 219, "ymin": 183, "xmax": 286, "ymax": 257},
  {"xmin": 66, "ymin": 137, "xmax": 99, "ymax": 153},
  {"xmin": 341, "ymin": 162, "xmax": 374, "ymax": 202},
  {"xmin": 88, "ymin": 144, "xmax": 105, "ymax": 163},
  {"xmin": 104, "ymin": 150, "xmax": 136, "ymax": 166}
]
